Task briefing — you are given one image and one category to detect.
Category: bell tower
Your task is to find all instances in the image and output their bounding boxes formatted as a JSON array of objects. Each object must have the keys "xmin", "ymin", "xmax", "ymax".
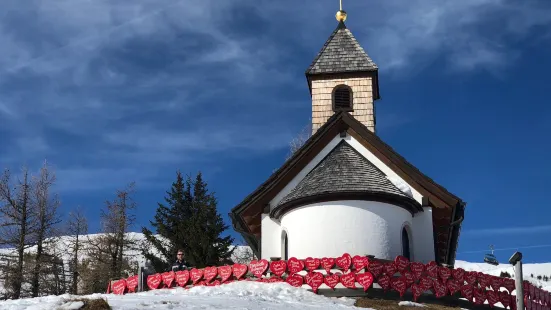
[{"xmin": 306, "ymin": 3, "xmax": 380, "ymax": 134}]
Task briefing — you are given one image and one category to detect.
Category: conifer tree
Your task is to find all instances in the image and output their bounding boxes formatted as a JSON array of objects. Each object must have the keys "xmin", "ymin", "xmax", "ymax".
[{"xmin": 142, "ymin": 171, "xmax": 234, "ymax": 270}]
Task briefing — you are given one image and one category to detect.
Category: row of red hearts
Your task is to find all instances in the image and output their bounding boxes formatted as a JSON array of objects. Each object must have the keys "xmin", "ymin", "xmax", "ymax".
[{"xmin": 110, "ymin": 271, "xmax": 549, "ymax": 310}]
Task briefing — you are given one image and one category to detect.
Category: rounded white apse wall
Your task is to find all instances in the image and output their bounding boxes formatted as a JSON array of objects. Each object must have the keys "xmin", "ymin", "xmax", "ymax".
[{"xmin": 280, "ymin": 200, "xmax": 412, "ymax": 260}]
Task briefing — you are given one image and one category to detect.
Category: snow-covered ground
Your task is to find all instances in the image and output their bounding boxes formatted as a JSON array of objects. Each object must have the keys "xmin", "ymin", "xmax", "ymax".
[{"xmin": 0, "ymin": 281, "xmax": 364, "ymax": 310}]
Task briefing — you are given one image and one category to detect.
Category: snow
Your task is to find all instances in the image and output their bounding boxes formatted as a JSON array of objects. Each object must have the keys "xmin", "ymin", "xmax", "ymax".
[
  {"xmin": 399, "ymin": 301, "xmax": 425, "ymax": 307},
  {"xmin": 386, "ymin": 176, "xmax": 414, "ymax": 198},
  {"xmin": 0, "ymin": 282, "xmax": 367, "ymax": 310}
]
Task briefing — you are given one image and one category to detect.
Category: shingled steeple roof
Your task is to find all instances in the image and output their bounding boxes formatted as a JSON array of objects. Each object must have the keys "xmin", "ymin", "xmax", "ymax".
[{"xmin": 306, "ymin": 21, "xmax": 378, "ymax": 75}]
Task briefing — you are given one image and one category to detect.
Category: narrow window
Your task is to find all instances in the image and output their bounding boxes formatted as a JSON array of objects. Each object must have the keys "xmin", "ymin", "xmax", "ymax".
[
  {"xmin": 281, "ymin": 230, "xmax": 289, "ymax": 260},
  {"xmin": 402, "ymin": 227, "xmax": 411, "ymax": 260},
  {"xmin": 284, "ymin": 233, "xmax": 288, "ymax": 260},
  {"xmin": 332, "ymin": 85, "xmax": 353, "ymax": 111}
]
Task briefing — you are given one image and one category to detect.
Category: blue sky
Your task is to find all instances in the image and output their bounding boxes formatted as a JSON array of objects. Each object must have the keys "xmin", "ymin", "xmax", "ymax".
[{"xmin": 1, "ymin": 0, "xmax": 550, "ymax": 264}]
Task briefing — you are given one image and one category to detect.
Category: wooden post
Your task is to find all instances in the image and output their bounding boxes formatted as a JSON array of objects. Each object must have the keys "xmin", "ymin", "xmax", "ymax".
[{"xmin": 514, "ymin": 260, "xmax": 524, "ymax": 310}]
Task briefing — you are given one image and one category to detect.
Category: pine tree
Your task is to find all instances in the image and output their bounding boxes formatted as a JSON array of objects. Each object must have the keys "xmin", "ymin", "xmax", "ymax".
[{"xmin": 142, "ymin": 171, "xmax": 234, "ymax": 270}]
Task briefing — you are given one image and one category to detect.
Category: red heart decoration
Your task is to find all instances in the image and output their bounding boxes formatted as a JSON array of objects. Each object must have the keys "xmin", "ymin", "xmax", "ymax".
[
  {"xmin": 535, "ymin": 287, "xmax": 541, "ymax": 302},
  {"xmin": 340, "ymin": 272, "xmax": 357, "ymax": 289},
  {"xmin": 473, "ymin": 288, "xmax": 486, "ymax": 305},
  {"xmin": 530, "ymin": 283, "xmax": 535, "ymax": 298},
  {"xmin": 487, "ymin": 289, "xmax": 499, "ymax": 307},
  {"xmin": 500, "ymin": 291, "xmax": 511, "ymax": 308},
  {"xmin": 268, "ymin": 277, "xmax": 283, "ymax": 283},
  {"xmin": 391, "ymin": 276, "xmax": 408, "ymax": 297},
  {"xmin": 438, "ymin": 266, "xmax": 451, "ymax": 282},
  {"xmin": 465, "ymin": 271, "xmax": 477, "ymax": 285},
  {"xmin": 384, "ymin": 262, "xmax": 397, "ymax": 276},
  {"xmin": 490, "ymin": 276, "xmax": 503, "ymax": 291},
  {"xmin": 356, "ymin": 272, "xmax": 374, "ymax": 292},
  {"xmin": 112, "ymin": 279, "xmax": 126, "ymax": 295},
  {"xmin": 461, "ymin": 284, "xmax": 474, "ymax": 302},
  {"xmin": 425, "ymin": 261, "xmax": 438, "ymax": 278},
  {"xmin": 190, "ymin": 268, "xmax": 204, "ymax": 284},
  {"xmin": 336, "ymin": 253, "xmax": 352, "ymax": 272},
  {"xmin": 204, "ymin": 267, "xmax": 218, "ymax": 283},
  {"xmin": 394, "ymin": 255, "xmax": 409, "ymax": 272},
  {"xmin": 368, "ymin": 260, "xmax": 384, "ymax": 278},
  {"xmin": 249, "ymin": 259, "xmax": 269, "ymax": 278},
  {"xmin": 352, "ymin": 255, "xmax": 369, "ymax": 272},
  {"xmin": 161, "ymin": 271, "xmax": 175, "ymax": 288},
  {"xmin": 147, "ymin": 273, "xmax": 162, "ymax": 290},
  {"xmin": 412, "ymin": 284, "xmax": 424, "ymax": 302},
  {"xmin": 286, "ymin": 274, "xmax": 304, "ymax": 287},
  {"xmin": 232, "ymin": 264, "xmax": 248, "ymax": 279},
  {"xmin": 218, "ymin": 265, "xmax": 232, "ymax": 283},
  {"xmin": 211, "ymin": 280, "xmax": 221, "ymax": 286},
  {"xmin": 305, "ymin": 257, "xmax": 321, "ymax": 271},
  {"xmin": 378, "ymin": 274, "xmax": 391, "ymax": 291},
  {"xmin": 126, "ymin": 275, "xmax": 138, "ymax": 293},
  {"xmin": 403, "ymin": 271, "xmax": 415, "ymax": 286},
  {"xmin": 477, "ymin": 272, "xmax": 490, "ymax": 289},
  {"xmin": 447, "ymin": 279, "xmax": 461, "ymax": 295},
  {"xmin": 305, "ymin": 272, "xmax": 324, "ymax": 293},
  {"xmin": 287, "ymin": 257, "xmax": 304, "ymax": 275},
  {"xmin": 175, "ymin": 270, "xmax": 190, "ymax": 287},
  {"xmin": 195, "ymin": 280, "xmax": 206, "ymax": 286},
  {"xmin": 270, "ymin": 260, "xmax": 287, "ymax": 277},
  {"xmin": 433, "ymin": 280, "xmax": 447, "ymax": 298},
  {"xmin": 324, "ymin": 273, "xmax": 340, "ymax": 290},
  {"xmin": 420, "ymin": 277, "xmax": 433, "ymax": 291},
  {"xmin": 452, "ymin": 268, "xmax": 465, "ymax": 283},
  {"xmin": 410, "ymin": 262, "xmax": 424, "ymax": 280},
  {"xmin": 321, "ymin": 257, "xmax": 335, "ymax": 274}
]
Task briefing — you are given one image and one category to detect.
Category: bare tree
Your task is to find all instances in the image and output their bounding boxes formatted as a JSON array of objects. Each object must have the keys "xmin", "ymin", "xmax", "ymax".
[
  {"xmin": 286, "ymin": 123, "xmax": 312, "ymax": 160},
  {"xmin": 66, "ymin": 206, "xmax": 88, "ymax": 295},
  {"xmin": 0, "ymin": 167, "xmax": 35, "ymax": 299},
  {"xmin": 87, "ymin": 183, "xmax": 138, "ymax": 282},
  {"xmin": 29, "ymin": 161, "xmax": 62, "ymax": 297}
]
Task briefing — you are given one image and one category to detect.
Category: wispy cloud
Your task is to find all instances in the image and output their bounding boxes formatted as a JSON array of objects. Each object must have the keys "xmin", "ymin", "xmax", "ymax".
[
  {"xmin": 0, "ymin": 0, "xmax": 549, "ymax": 191},
  {"xmin": 463, "ymin": 225, "xmax": 551, "ymax": 236}
]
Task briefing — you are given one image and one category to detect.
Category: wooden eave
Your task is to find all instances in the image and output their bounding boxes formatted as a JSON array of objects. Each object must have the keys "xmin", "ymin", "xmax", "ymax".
[{"xmin": 230, "ymin": 111, "xmax": 465, "ymax": 265}]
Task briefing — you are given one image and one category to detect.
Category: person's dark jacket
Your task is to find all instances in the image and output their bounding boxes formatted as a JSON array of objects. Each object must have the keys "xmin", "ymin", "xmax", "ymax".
[{"xmin": 170, "ymin": 259, "xmax": 190, "ymax": 272}]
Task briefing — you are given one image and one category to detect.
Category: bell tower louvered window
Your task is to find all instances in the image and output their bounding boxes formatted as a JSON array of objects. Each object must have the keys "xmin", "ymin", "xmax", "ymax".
[{"xmin": 332, "ymin": 85, "xmax": 353, "ymax": 112}]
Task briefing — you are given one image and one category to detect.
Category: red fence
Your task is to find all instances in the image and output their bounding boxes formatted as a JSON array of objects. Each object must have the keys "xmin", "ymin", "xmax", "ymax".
[{"xmin": 108, "ymin": 253, "xmax": 550, "ymax": 310}]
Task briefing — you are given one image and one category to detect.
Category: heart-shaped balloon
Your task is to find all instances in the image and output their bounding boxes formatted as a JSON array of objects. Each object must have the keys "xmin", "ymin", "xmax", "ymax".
[
  {"xmin": 433, "ymin": 280, "xmax": 447, "ymax": 298},
  {"xmin": 352, "ymin": 255, "xmax": 369, "ymax": 272},
  {"xmin": 384, "ymin": 263, "xmax": 397, "ymax": 276},
  {"xmin": 473, "ymin": 288, "xmax": 486, "ymax": 305},
  {"xmin": 447, "ymin": 279, "xmax": 461, "ymax": 295},
  {"xmin": 500, "ymin": 291, "xmax": 511, "ymax": 308},
  {"xmin": 391, "ymin": 276, "xmax": 408, "ymax": 297},
  {"xmin": 487, "ymin": 289, "xmax": 499, "ymax": 307},
  {"xmin": 175, "ymin": 270, "xmax": 190, "ymax": 287},
  {"xmin": 162, "ymin": 271, "xmax": 175, "ymax": 287},
  {"xmin": 411, "ymin": 284, "xmax": 424, "ymax": 302},
  {"xmin": 420, "ymin": 277, "xmax": 433, "ymax": 291},
  {"xmin": 287, "ymin": 257, "xmax": 304, "ymax": 275},
  {"xmin": 321, "ymin": 257, "xmax": 335, "ymax": 274},
  {"xmin": 490, "ymin": 276, "xmax": 503, "ymax": 291},
  {"xmin": 112, "ymin": 279, "xmax": 126, "ymax": 295},
  {"xmin": 218, "ymin": 265, "xmax": 232, "ymax": 283},
  {"xmin": 368, "ymin": 260, "xmax": 384, "ymax": 278},
  {"xmin": 203, "ymin": 267, "xmax": 218, "ymax": 283},
  {"xmin": 336, "ymin": 253, "xmax": 352, "ymax": 272},
  {"xmin": 190, "ymin": 268, "xmax": 204, "ymax": 284},
  {"xmin": 286, "ymin": 274, "xmax": 304, "ymax": 287},
  {"xmin": 410, "ymin": 262, "xmax": 424, "ymax": 280},
  {"xmin": 425, "ymin": 261, "xmax": 438, "ymax": 278},
  {"xmin": 465, "ymin": 271, "xmax": 477, "ymax": 285},
  {"xmin": 340, "ymin": 272, "xmax": 357, "ymax": 289},
  {"xmin": 304, "ymin": 257, "xmax": 321, "ymax": 271},
  {"xmin": 249, "ymin": 259, "xmax": 269, "ymax": 278},
  {"xmin": 305, "ymin": 272, "xmax": 324, "ymax": 293},
  {"xmin": 147, "ymin": 273, "xmax": 162, "ymax": 290},
  {"xmin": 324, "ymin": 273, "xmax": 340, "ymax": 290},
  {"xmin": 403, "ymin": 271, "xmax": 415, "ymax": 286},
  {"xmin": 394, "ymin": 255, "xmax": 410, "ymax": 272},
  {"xmin": 126, "ymin": 275, "xmax": 138, "ymax": 293},
  {"xmin": 378, "ymin": 274, "xmax": 391, "ymax": 291},
  {"xmin": 452, "ymin": 268, "xmax": 465, "ymax": 283},
  {"xmin": 356, "ymin": 272, "xmax": 374, "ymax": 292},
  {"xmin": 270, "ymin": 260, "xmax": 287, "ymax": 277},
  {"xmin": 232, "ymin": 264, "xmax": 248, "ymax": 279},
  {"xmin": 460, "ymin": 284, "xmax": 473, "ymax": 302},
  {"xmin": 438, "ymin": 266, "xmax": 452, "ymax": 282},
  {"xmin": 477, "ymin": 272, "xmax": 490, "ymax": 289}
]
